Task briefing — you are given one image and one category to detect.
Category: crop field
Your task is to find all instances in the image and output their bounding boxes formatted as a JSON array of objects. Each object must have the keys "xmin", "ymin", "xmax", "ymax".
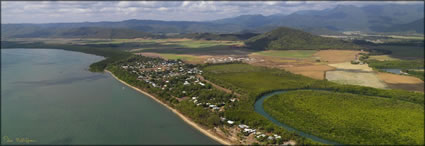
[
  {"xmin": 325, "ymin": 70, "xmax": 387, "ymax": 89},
  {"xmin": 313, "ymin": 50, "xmax": 362, "ymax": 63},
  {"xmin": 326, "ymin": 62, "xmax": 387, "ymax": 88},
  {"xmin": 251, "ymin": 50, "xmax": 317, "ymax": 59},
  {"xmin": 263, "ymin": 90, "xmax": 424, "ymax": 145},
  {"xmin": 283, "ymin": 64, "xmax": 334, "ymax": 80}
]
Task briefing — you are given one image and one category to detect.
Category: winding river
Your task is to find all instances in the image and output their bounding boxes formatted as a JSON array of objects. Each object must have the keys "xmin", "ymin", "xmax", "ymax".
[{"xmin": 254, "ymin": 89, "xmax": 340, "ymax": 145}]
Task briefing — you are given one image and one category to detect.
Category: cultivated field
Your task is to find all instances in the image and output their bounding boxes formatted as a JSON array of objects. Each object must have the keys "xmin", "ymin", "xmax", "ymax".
[
  {"xmin": 326, "ymin": 62, "xmax": 387, "ymax": 88},
  {"xmin": 326, "ymin": 70, "xmax": 387, "ymax": 89},
  {"xmin": 313, "ymin": 50, "xmax": 363, "ymax": 63}
]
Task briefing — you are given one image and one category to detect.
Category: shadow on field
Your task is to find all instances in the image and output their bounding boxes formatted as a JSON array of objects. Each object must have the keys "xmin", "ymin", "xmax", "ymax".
[{"xmin": 139, "ymin": 45, "xmax": 257, "ymax": 56}]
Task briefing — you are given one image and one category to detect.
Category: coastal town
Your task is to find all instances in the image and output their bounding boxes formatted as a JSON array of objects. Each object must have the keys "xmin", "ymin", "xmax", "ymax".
[{"xmin": 114, "ymin": 55, "xmax": 292, "ymax": 145}]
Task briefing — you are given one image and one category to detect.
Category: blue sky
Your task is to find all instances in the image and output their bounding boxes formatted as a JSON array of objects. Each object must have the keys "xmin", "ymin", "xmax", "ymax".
[{"xmin": 1, "ymin": 1, "xmax": 423, "ymax": 24}]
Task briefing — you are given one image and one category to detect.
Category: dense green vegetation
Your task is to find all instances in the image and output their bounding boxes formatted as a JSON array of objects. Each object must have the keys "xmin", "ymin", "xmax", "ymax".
[
  {"xmin": 245, "ymin": 27, "xmax": 361, "ymax": 50},
  {"xmin": 354, "ymin": 39, "xmax": 424, "ymax": 59},
  {"xmin": 202, "ymin": 63, "xmax": 424, "ymax": 145},
  {"xmin": 405, "ymin": 70, "xmax": 425, "ymax": 81},
  {"xmin": 263, "ymin": 90, "xmax": 424, "ymax": 145},
  {"xmin": 367, "ymin": 59, "xmax": 424, "ymax": 70}
]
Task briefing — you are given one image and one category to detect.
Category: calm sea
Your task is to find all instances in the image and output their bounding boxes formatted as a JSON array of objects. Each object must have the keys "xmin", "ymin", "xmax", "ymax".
[{"xmin": 1, "ymin": 49, "xmax": 218, "ymax": 145}]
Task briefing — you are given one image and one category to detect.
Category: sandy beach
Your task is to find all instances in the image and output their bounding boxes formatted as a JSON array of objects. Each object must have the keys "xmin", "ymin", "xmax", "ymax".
[{"xmin": 104, "ymin": 70, "xmax": 232, "ymax": 145}]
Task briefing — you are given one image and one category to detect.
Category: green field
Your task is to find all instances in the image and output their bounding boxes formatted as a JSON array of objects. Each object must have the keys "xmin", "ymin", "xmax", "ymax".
[
  {"xmin": 263, "ymin": 90, "xmax": 424, "ymax": 145},
  {"xmin": 203, "ymin": 63, "xmax": 424, "ymax": 145},
  {"xmin": 253, "ymin": 50, "xmax": 317, "ymax": 59}
]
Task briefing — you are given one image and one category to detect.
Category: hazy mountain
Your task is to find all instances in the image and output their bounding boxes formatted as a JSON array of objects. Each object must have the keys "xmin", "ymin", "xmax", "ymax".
[
  {"xmin": 2, "ymin": 4, "xmax": 423, "ymax": 39},
  {"xmin": 371, "ymin": 18, "xmax": 424, "ymax": 34},
  {"xmin": 245, "ymin": 27, "xmax": 361, "ymax": 50}
]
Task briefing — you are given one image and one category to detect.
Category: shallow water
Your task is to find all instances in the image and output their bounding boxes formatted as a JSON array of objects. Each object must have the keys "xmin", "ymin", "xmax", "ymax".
[{"xmin": 1, "ymin": 49, "xmax": 218, "ymax": 145}]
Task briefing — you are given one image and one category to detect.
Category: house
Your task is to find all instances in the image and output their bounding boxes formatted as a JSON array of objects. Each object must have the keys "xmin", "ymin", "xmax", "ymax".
[
  {"xmin": 220, "ymin": 117, "xmax": 226, "ymax": 122},
  {"xmin": 268, "ymin": 136, "xmax": 274, "ymax": 140},
  {"xmin": 183, "ymin": 81, "xmax": 190, "ymax": 85},
  {"xmin": 238, "ymin": 124, "xmax": 249, "ymax": 129},
  {"xmin": 227, "ymin": 120, "xmax": 234, "ymax": 125}
]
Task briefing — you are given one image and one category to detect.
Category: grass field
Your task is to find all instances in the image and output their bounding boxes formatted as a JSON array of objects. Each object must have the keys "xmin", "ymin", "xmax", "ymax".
[
  {"xmin": 252, "ymin": 50, "xmax": 317, "ymax": 59},
  {"xmin": 369, "ymin": 55, "xmax": 401, "ymax": 61},
  {"xmin": 263, "ymin": 90, "xmax": 424, "ymax": 145}
]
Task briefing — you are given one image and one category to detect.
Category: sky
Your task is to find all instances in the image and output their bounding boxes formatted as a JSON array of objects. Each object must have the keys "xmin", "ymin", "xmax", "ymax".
[{"xmin": 1, "ymin": 1, "xmax": 423, "ymax": 24}]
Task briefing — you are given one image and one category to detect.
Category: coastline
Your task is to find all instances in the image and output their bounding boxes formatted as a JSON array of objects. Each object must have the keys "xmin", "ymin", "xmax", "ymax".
[{"xmin": 104, "ymin": 70, "xmax": 232, "ymax": 145}]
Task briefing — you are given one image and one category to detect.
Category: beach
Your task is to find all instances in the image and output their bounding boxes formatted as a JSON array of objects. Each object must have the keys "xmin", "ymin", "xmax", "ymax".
[{"xmin": 104, "ymin": 70, "xmax": 232, "ymax": 145}]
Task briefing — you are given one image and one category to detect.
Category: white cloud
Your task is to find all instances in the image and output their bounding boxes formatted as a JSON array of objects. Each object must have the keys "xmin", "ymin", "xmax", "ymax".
[{"xmin": 1, "ymin": 1, "xmax": 423, "ymax": 24}]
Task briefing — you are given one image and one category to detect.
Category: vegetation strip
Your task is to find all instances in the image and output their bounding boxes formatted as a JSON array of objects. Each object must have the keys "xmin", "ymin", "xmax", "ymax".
[{"xmin": 105, "ymin": 70, "xmax": 232, "ymax": 145}]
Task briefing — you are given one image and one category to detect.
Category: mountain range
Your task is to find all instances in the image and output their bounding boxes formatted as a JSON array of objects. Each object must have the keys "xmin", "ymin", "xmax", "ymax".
[{"xmin": 1, "ymin": 4, "xmax": 423, "ymax": 39}]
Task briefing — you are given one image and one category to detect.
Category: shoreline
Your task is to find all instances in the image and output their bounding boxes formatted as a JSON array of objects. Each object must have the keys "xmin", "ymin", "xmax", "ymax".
[{"xmin": 104, "ymin": 70, "xmax": 232, "ymax": 145}]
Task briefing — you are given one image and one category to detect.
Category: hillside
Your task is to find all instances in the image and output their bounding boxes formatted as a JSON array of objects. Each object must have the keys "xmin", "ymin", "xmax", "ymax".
[
  {"xmin": 169, "ymin": 32, "xmax": 259, "ymax": 41},
  {"xmin": 2, "ymin": 27, "xmax": 157, "ymax": 39},
  {"xmin": 245, "ymin": 27, "xmax": 361, "ymax": 50}
]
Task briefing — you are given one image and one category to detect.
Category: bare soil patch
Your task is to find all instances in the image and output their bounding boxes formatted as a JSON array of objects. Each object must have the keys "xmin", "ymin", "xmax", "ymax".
[
  {"xmin": 284, "ymin": 64, "xmax": 335, "ymax": 80},
  {"xmin": 314, "ymin": 50, "xmax": 363, "ymax": 63},
  {"xmin": 377, "ymin": 72, "xmax": 424, "ymax": 84},
  {"xmin": 386, "ymin": 83, "xmax": 424, "ymax": 92}
]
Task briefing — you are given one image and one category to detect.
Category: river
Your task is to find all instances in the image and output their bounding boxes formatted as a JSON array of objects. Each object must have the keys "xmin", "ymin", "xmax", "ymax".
[
  {"xmin": 254, "ymin": 89, "xmax": 339, "ymax": 145},
  {"xmin": 1, "ymin": 49, "xmax": 218, "ymax": 145}
]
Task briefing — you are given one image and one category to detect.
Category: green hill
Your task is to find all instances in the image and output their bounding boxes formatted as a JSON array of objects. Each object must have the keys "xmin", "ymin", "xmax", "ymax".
[{"xmin": 245, "ymin": 27, "xmax": 362, "ymax": 50}]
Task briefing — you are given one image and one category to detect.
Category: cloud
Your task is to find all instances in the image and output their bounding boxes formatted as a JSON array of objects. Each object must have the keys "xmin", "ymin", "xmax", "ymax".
[{"xmin": 1, "ymin": 1, "xmax": 423, "ymax": 24}]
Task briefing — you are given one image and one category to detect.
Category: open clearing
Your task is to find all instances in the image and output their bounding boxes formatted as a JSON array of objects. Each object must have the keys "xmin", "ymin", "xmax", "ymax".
[
  {"xmin": 377, "ymin": 72, "xmax": 424, "ymax": 92},
  {"xmin": 284, "ymin": 64, "xmax": 335, "ymax": 80},
  {"xmin": 326, "ymin": 62, "xmax": 387, "ymax": 88},
  {"xmin": 377, "ymin": 72, "xmax": 424, "ymax": 84},
  {"xmin": 328, "ymin": 62, "xmax": 373, "ymax": 72},
  {"xmin": 314, "ymin": 50, "xmax": 363, "ymax": 63},
  {"xmin": 326, "ymin": 70, "xmax": 387, "ymax": 88}
]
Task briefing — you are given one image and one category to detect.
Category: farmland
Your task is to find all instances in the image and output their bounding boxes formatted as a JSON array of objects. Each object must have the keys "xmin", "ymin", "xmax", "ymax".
[{"xmin": 263, "ymin": 90, "xmax": 424, "ymax": 145}]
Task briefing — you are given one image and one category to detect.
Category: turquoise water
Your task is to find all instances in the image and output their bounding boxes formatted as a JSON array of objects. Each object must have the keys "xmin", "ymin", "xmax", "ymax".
[{"xmin": 1, "ymin": 49, "xmax": 218, "ymax": 145}]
